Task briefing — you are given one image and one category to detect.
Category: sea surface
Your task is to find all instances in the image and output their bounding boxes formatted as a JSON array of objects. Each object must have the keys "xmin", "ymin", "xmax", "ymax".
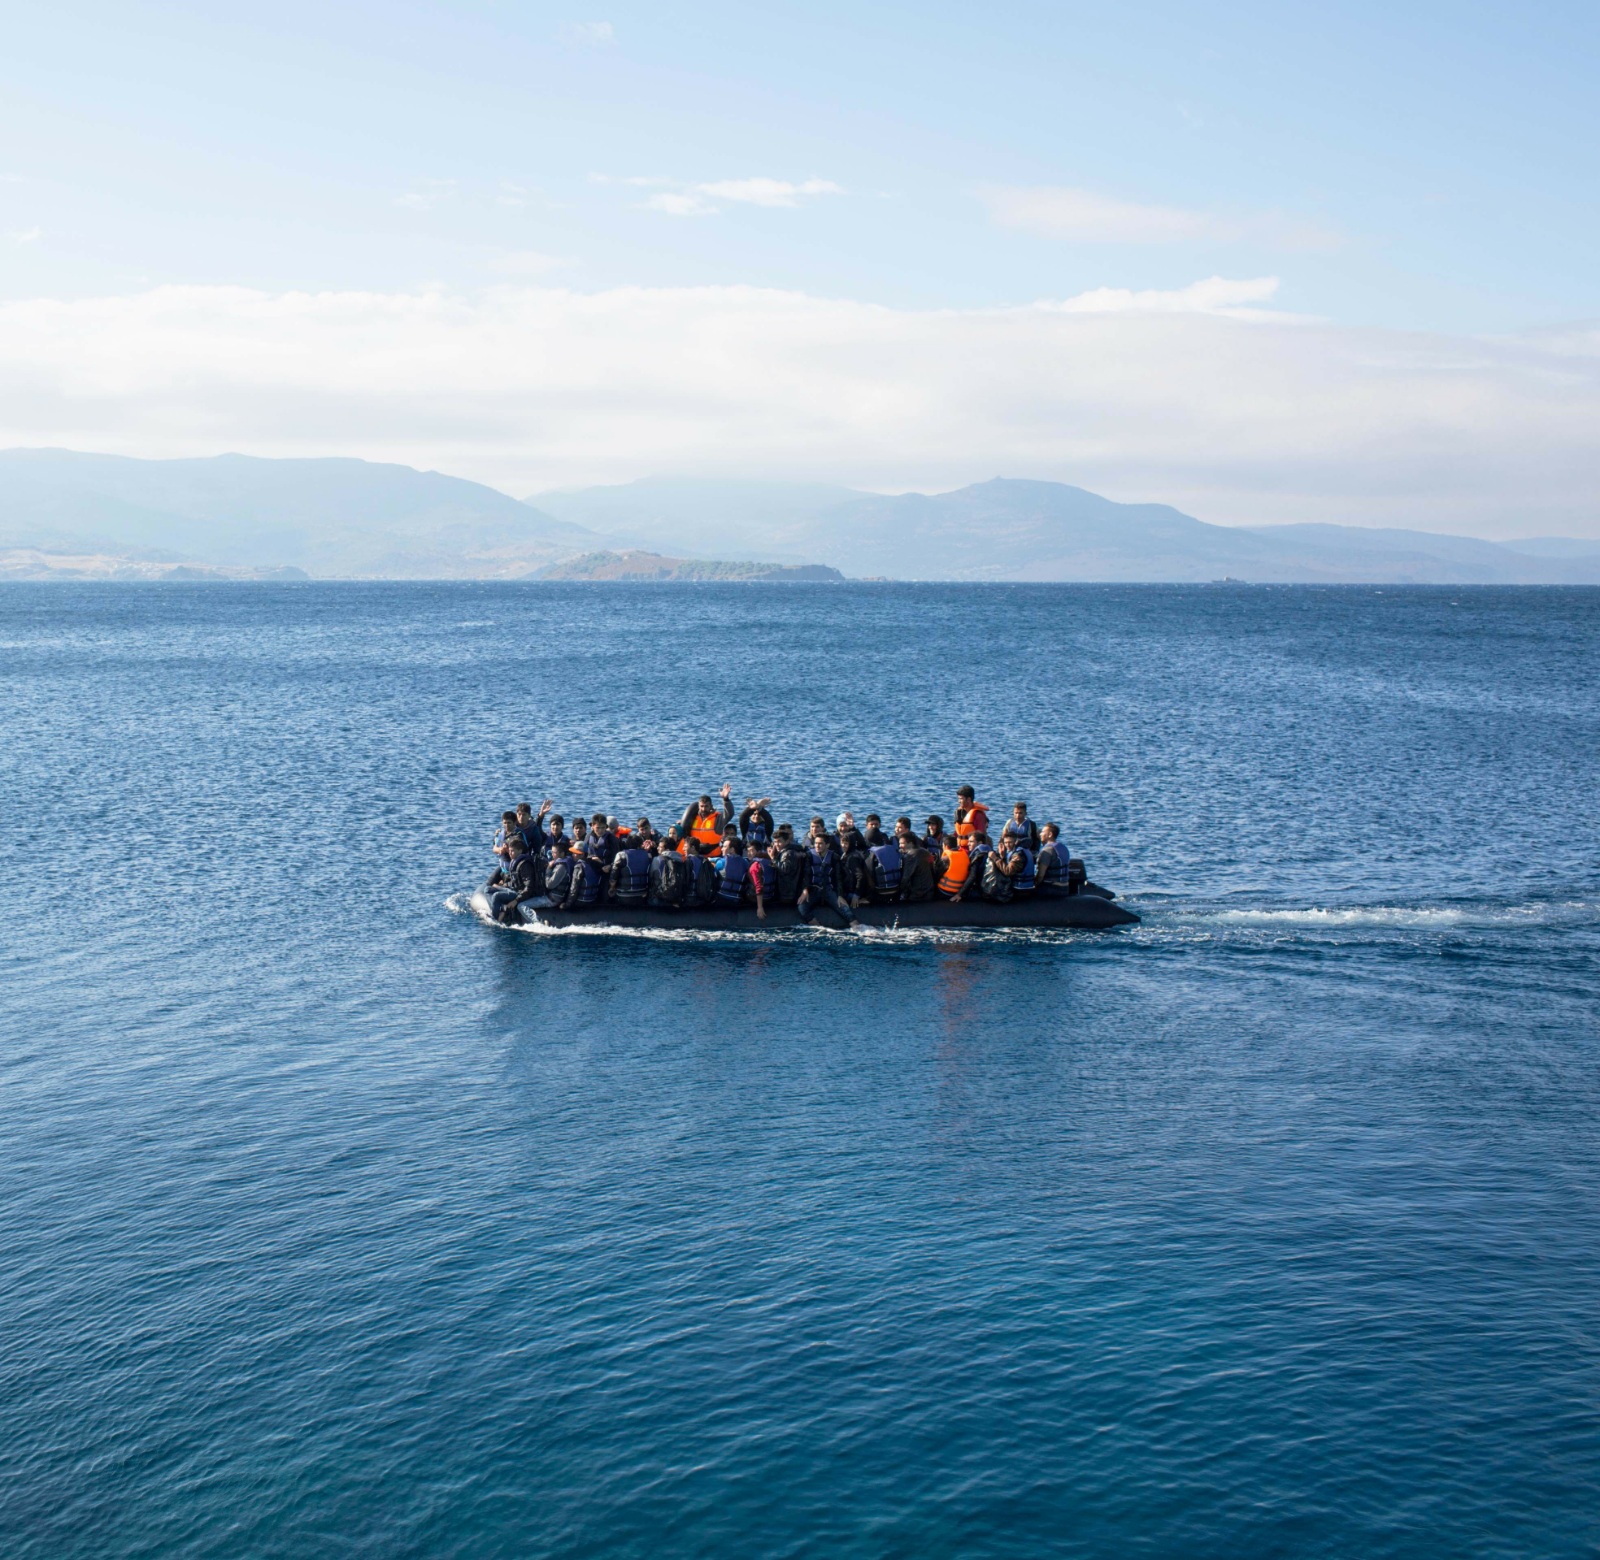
[{"xmin": 3, "ymin": 582, "xmax": 1598, "ymax": 1559}]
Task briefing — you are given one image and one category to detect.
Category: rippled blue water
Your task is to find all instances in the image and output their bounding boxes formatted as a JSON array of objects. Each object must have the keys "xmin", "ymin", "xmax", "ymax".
[{"xmin": 3, "ymin": 583, "xmax": 1598, "ymax": 1559}]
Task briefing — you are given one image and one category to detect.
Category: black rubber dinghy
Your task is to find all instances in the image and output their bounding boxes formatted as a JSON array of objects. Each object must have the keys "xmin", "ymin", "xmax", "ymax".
[{"xmin": 470, "ymin": 889, "xmax": 1138, "ymax": 931}]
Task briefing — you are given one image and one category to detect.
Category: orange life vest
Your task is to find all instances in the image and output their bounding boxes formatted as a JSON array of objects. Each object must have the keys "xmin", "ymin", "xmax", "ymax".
[
  {"xmin": 690, "ymin": 812, "xmax": 724, "ymax": 850},
  {"xmin": 954, "ymin": 804, "xmax": 988, "ymax": 841},
  {"xmin": 938, "ymin": 846, "xmax": 971, "ymax": 894}
]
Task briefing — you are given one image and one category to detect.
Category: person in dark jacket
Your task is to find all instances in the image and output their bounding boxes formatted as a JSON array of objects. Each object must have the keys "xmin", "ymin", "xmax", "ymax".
[
  {"xmin": 798, "ymin": 827, "xmax": 855, "ymax": 924},
  {"xmin": 895, "ymin": 819, "xmax": 937, "ymax": 902},
  {"xmin": 515, "ymin": 800, "xmax": 553, "ymax": 854},
  {"xmin": 684, "ymin": 839, "xmax": 721, "ymax": 908},
  {"xmin": 922, "ymin": 815, "xmax": 947, "ymax": 858},
  {"xmin": 769, "ymin": 827, "xmax": 809, "ymax": 906}
]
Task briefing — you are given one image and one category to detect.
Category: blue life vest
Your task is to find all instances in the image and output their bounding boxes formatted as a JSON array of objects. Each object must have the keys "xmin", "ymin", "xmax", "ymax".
[
  {"xmin": 573, "ymin": 857, "xmax": 604, "ymax": 906},
  {"xmin": 743, "ymin": 814, "xmax": 771, "ymax": 847},
  {"xmin": 1013, "ymin": 847, "xmax": 1036, "ymax": 892},
  {"xmin": 808, "ymin": 845, "xmax": 836, "ymax": 891},
  {"xmin": 615, "ymin": 847, "xmax": 652, "ymax": 899},
  {"xmin": 1038, "ymin": 843, "xmax": 1071, "ymax": 885},
  {"xmin": 718, "ymin": 854, "xmax": 751, "ymax": 903},
  {"xmin": 869, "ymin": 841, "xmax": 902, "ymax": 893}
]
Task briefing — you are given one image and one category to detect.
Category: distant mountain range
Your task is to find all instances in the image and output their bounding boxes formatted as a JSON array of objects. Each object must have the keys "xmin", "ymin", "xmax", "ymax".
[
  {"xmin": 0, "ymin": 448, "xmax": 594, "ymax": 578},
  {"xmin": 534, "ymin": 550, "xmax": 843, "ymax": 582},
  {"xmin": 2, "ymin": 449, "xmax": 1598, "ymax": 584},
  {"xmin": 531, "ymin": 477, "xmax": 1600, "ymax": 585}
]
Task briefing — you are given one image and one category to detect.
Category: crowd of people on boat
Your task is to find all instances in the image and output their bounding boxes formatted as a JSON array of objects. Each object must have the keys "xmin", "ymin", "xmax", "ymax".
[{"xmin": 483, "ymin": 783, "xmax": 1089, "ymax": 922}]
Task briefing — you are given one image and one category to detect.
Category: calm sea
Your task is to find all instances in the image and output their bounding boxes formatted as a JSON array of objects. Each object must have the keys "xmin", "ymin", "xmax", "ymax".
[{"xmin": 3, "ymin": 583, "xmax": 1598, "ymax": 1559}]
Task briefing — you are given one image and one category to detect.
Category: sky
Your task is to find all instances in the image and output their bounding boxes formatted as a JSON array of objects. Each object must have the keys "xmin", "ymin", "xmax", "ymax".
[{"xmin": 1, "ymin": 0, "xmax": 1597, "ymax": 535}]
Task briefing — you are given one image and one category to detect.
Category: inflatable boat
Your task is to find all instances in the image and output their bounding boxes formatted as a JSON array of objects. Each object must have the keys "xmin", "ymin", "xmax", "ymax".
[{"xmin": 469, "ymin": 887, "xmax": 1138, "ymax": 931}]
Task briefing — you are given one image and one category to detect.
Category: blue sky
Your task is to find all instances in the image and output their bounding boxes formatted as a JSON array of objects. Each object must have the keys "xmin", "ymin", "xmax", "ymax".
[{"xmin": 2, "ymin": 1, "xmax": 1598, "ymax": 532}]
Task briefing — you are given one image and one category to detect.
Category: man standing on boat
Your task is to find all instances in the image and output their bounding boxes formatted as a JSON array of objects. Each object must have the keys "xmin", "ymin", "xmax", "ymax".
[
  {"xmin": 678, "ymin": 784, "xmax": 735, "ymax": 852},
  {"xmin": 953, "ymin": 785, "xmax": 989, "ymax": 844}
]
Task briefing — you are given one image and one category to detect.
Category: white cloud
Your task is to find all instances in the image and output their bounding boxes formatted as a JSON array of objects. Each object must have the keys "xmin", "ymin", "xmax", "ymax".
[
  {"xmin": 984, "ymin": 185, "xmax": 1340, "ymax": 250},
  {"xmin": 602, "ymin": 174, "xmax": 845, "ymax": 216},
  {"xmin": 697, "ymin": 178, "xmax": 845, "ymax": 208},
  {"xmin": 640, "ymin": 191, "xmax": 717, "ymax": 217},
  {"xmin": 0, "ymin": 280, "xmax": 1595, "ymax": 536},
  {"xmin": 559, "ymin": 21, "xmax": 614, "ymax": 46},
  {"xmin": 11, "ymin": 226, "xmax": 42, "ymax": 246}
]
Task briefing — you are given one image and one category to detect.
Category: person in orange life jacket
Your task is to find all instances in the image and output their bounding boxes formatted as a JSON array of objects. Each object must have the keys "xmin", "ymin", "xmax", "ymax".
[
  {"xmin": 608, "ymin": 833, "xmax": 654, "ymax": 905},
  {"xmin": 798, "ymin": 822, "xmax": 855, "ymax": 924},
  {"xmin": 1001, "ymin": 801, "xmax": 1040, "ymax": 855},
  {"xmin": 937, "ymin": 834, "xmax": 973, "ymax": 901},
  {"xmin": 1034, "ymin": 823, "xmax": 1075, "ymax": 896},
  {"xmin": 894, "ymin": 817, "xmax": 938, "ymax": 902},
  {"xmin": 679, "ymin": 783, "xmax": 734, "ymax": 851},
  {"xmin": 953, "ymin": 785, "xmax": 988, "ymax": 843},
  {"xmin": 739, "ymin": 797, "xmax": 775, "ymax": 847},
  {"xmin": 744, "ymin": 840, "xmax": 773, "ymax": 921}
]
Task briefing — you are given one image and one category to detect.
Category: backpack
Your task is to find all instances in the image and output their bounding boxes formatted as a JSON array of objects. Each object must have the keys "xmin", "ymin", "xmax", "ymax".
[
  {"xmin": 773, "ymin": 844, "xmax": 807, "ymax": 905},
  {"xmin": 687, "ymin": 856, "xmax": 720, "ymax": 908},
  {"xmin": 980, "ymin": 853, "xmax": 1015, "ymax": 903},
  {"xmin": 652, "ymin": 852, "xmax": 690, "ymax": 907}
]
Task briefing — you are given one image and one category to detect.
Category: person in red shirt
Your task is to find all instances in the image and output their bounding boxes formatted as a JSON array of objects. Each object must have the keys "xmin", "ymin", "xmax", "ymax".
[{"xmin": 953, "ymin": 785, "xmax": 989, "ymax": 843}]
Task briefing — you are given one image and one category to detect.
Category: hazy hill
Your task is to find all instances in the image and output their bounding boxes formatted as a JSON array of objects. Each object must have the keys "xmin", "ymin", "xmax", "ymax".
[
  {"xmin": 531, "ymin": 476, "xmax": 1600, "ymax": 584},
  {"xmin": 533, "ymin": 550, "xmax": 843, "ymax": 582},
  {"xmin": 0, "ymin": 449, "xmax": 599, "ymax": 577}
]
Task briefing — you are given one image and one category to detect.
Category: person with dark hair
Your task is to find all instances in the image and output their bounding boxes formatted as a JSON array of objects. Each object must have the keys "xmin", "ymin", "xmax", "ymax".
[
  {"xmin": 953, "ymin": 785, "xmax": 989, "ymax": 845},
  {"xmin": 649, "ymin": 839, "xmax": 692, "ymax": 908},
  {"xmin": 486, "ymin": 832, "xmax": 544, "ymax": 921},
  {"xmin": 739, "ymin": 796, "xmax": 775, "ymax": 848},
  {"xmin": 490, "ymin": 810, "xmax": 520, "ymax": 882},
  {"xmin": 865, "ymin": 817, "xmax": 903, "ymax": 902},
  {"xmin": 798, "ymin": 823, "xmax": 855, "ymax": 925},
  {"xmin": 894, "ymin": 817, "xmax": 937, "ymax": 902},
  {"xmin": 583, "ymin": 811, "xmax": 618, "ymax": 866},
  {"xmin": 715, "ymin": 836, "xmax": 752, "ymax": 908},
  {"xmin": 1001, "ymin": 801, "xmax": 1040, "ymax": 855},
  {"xmin": 769, "ymin": 826, "xmax": 809, "ymax": 907},
  {"xmin": 679, "ymin": 784, "xmax": 735, "ymax": 853},
  {"xmin": 1035, "ymin": 823, "xmax": 1075, "ymax": 896},
  {"xmin": 514, "ymin": 800, "xmax": 553, "ymax": 855},
  {"xmin": 541, "ymin": 835, "xmax": 577, "ymax": 907},
  {"xmin": 861, "ymin": 812, "xmax": 887, "ymax": 848},
  {"xmin": 937, "ymin": 833, "xmax": 973, "ymax": 902},
  {"xmin": 608, "ymin": 831, "xmax": 654, "ymax": 905},
  {"xmin": 684, "ymin": 838, "xmax": 721, "ymax": 908},
  {"xmin": 922, "ymin": 815, "xmax": 947, "ymax": 858},
  {"xmin": 745, "ymin": 840, "xmax": 773, "ymax": 921}
]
